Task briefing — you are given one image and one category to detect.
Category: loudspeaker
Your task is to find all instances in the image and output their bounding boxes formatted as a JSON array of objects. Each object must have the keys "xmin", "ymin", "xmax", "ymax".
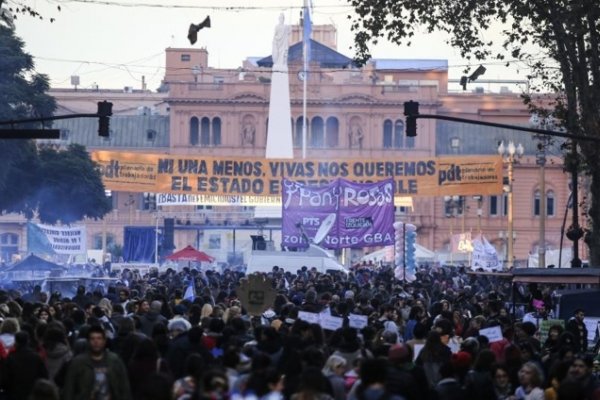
[
  {"xmin": 163, "ymin": 218, "xmax": 175, "ymax": 250},
  {"xmin": 187, "ymin": 16, "xmax": 211, "ymax": 45},
  {"xmin": 250, "ymin": 235, "xmax": 266, "ymax": 250}
]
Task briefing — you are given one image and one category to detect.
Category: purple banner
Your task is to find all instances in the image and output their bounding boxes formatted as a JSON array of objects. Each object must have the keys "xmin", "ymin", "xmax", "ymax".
[{"xmin": 282, "ymin": 178, "xmax": 395, "ymax": 249}]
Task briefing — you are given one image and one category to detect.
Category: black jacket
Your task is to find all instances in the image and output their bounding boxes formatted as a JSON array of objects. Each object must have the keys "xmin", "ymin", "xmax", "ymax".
[{"xmin": 3, "ymin": 347, "xmax": 48, "ymax": 400}]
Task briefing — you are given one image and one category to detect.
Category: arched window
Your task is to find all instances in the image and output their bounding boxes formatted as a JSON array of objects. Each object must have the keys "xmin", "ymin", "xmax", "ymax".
[
  {"xmin": 294, "ymin": 117, "xmax": 306, "ymax": 148},
  {"xmin": 394, "ymin": 120, "xmax": 404, "ymax": 148},
  {"xmin": 200, "ymin": 117, "xmax": 210, "ymax": 145},
  {"xmin": 325, "ymin": 117, "xmax": 339, "ymax": 148},
  {"xmin": 311, "ymin": 117, "xmax": 324, "ymax": 148},
  {"xmin": 534, "ymin": 190, "xmax": 541, "ymax": 216},
  {"xmin": 547, "ymin": 190, "xmax": 555, "ymax": 216},
  {"xmin": 383, "ymin": 119, "xmax": 393, "ymax": 148},
  {"xmin": 212, "ymin": 117, "xmax": 222, "ymax": 146},
  {"xmin": 190, "ymin": 117, "xmax": 199, "ymax": 145}
]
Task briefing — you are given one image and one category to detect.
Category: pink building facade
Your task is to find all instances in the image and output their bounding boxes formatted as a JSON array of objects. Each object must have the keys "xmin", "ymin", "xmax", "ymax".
[{"xmin": 0, "ymin": 24, "xmax": 582, "ymax": 267}]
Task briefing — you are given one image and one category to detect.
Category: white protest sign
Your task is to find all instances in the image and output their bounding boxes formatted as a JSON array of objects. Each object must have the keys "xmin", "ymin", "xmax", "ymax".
[
  {"xmin": 297, "ymin": 311, "xmax": 320, "ymax": 324},
  {"xmin": 448, "ymin": 342, "xmax": 461, "ymax": 354},
  {"xmin": 479, "ymin": 326, "xmax": 503, "ymax": 343},
  {"xmin": 583, "ymin": 317, "xmax": 600, "ymax": 342},
  {"xmin": 348, "ymin": 314, "xmax": 368, "ymax": 329},
  {"xmin": 320, "ymin": 315, "xmax": 344, "ymax": 331},
  {"xmin": 413, "ymin": 344, "xmax": 424, "ymax": 361}
]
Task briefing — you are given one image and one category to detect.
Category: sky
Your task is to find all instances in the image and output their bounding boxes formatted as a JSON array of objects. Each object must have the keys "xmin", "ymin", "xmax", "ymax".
[{"xmin": 13, "ymin": 0, "xmax": 526, "ymax": 92}]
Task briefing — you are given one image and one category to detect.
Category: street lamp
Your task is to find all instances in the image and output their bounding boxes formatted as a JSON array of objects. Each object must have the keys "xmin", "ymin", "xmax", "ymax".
[
  {"xmin": 102, "ymin": 190, "xmax": 112, "ymax": 264},
  {"xmin": 529, "ymin": 114, "xmax": 553, "ymax": 268},
  {"xmin": 498, "ymin": 141, "xmax": 524, "ymax": 268},
  {"xmin": 444, "ymin": 195, "xmax": 461, "ymax": 264},
  {"xmin": 472, "ymin": 195, "xmax": 483, "ymax": 233}
]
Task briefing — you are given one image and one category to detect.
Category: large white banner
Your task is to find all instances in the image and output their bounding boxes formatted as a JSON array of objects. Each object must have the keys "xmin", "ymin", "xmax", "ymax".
[
  {"xmin": 28, "ymin": 223, "xmax": 87, "ymax": 255},
  {"xmin": 471, "ymin": 235, "xmax": 502, "ymax": 271}
]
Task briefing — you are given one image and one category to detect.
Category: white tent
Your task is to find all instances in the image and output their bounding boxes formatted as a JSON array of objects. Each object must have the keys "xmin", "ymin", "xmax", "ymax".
[
  {"xmin": 527, "ymin": 248, "xmax": 573, "ymax": 268},
  {"xmin": 361, "ymin": 244, "xmax": 435, "ymax": 264}
]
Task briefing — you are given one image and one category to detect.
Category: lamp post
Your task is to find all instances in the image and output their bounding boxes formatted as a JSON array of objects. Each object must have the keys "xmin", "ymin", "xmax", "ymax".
[
  {"xmin": 498, "ymin": 141, "xmax": 524, "ymax": 269},
  {"xmin": 530, "ymin": 114, "xmax": 552, "ymax": 268},
  {"xmin": 444, "ymin": 195, "xmax": 461, "ymax": 264},
  {"xmin": 566, "ymin": 140, "xmax": 583, "ymax": 268},
  {"xmin": 473, "ymin": 195, "xmax": 483, "ymax": 233},
  {"xmin": 102, "ymin": 190, "xmax": 112, "ymax": 264}
]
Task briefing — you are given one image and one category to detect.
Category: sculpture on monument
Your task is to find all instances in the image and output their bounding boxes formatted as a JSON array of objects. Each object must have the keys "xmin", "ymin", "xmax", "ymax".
[
  {"xmin": 272, "ymin": 13, "xmax": 290, "ymax": 67},
  {"xmin": 242, "ymin": 121, "xmax": 256, "ymax": 146},
  {"xmin": 349, "ymin": 121, "xmax": 364, "ymax": 149}
]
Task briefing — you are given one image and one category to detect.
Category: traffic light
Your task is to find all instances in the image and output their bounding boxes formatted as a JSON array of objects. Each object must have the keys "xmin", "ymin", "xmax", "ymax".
[
  {"xmin": 393, "ymin": 221, "xmax": 405, "ymax": 269},
  {"xmin": 97, "ymin": 101, "xmax": 113, "ymax": 137},
  {"xmin": 404, "ymin": 100, "xmax": 419, "ymax": 137},
  {"xmin": 405, "ymin": 223, "xmax": 417, "ymax": 274}
]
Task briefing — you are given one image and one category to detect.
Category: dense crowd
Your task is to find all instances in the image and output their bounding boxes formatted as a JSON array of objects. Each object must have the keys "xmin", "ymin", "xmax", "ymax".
[{"xmin": 0, "ymin": 263, "xmax": 598, "ymax": 400}]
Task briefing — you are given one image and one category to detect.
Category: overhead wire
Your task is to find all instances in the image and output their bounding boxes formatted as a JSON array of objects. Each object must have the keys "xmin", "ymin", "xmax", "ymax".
[{"xmin": 56, "ymin": 0, "xmax": 353, "ymax": 11}]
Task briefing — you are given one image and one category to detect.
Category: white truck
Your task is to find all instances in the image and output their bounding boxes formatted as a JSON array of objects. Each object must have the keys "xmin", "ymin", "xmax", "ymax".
[
  {"xmin": 246, "ymin": 244, "xmax": 348, "ymax": 275},
  {"xmin": 246, "ymin": 213, "xmax": 348, "ymax": 275}
]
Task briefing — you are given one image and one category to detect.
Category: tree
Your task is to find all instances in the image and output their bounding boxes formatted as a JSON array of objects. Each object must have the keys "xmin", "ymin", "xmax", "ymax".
[
  {"xmin": 36, "ymin": 144, "xmax": 112, "ymax": 225},
  {"xmin": 0, "ymin": 24, "xmax": 111, "ymax": 225},
  {"xmin": 349, "ymin": 0, "xmax": 600, "ymax": 266},
  {"xmin": 1, "ymin": 0, "xmax": 60, "ymax": 28}
]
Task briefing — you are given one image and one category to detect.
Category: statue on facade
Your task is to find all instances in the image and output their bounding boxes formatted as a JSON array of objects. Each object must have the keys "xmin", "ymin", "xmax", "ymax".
[
  {"xmin": 349, "ymin": 122, "xmax": 364, "ymax": 149},
  {"xmin": 271, "ymin": 13, "xmax": 290, "ymax": 67},
  {"xmin": 242, "ymin": 122, "xmax": 256, "ymax": 146}
]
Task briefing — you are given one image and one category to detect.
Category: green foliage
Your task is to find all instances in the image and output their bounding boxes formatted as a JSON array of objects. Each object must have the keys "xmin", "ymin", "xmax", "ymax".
[
  {"xmin": 0, "ymin": 25, "xmax": 111, "ymax": 225},
  {"xmin": 36, "ymin": 144, "xmax": 112, "ymax": 224}
]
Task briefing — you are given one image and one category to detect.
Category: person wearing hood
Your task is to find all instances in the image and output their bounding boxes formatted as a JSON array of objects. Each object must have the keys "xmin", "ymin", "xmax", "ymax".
[
  {"xmin": 0, "ymin": 317, "xmax": 19, "ymax": 352},
  {"xmin": 139, "ymin": 300, "xmax": 167, "ymax": 337},
  {"xmin": 42, "ymin": 326, "xmax": 72, "ymax": 383},
  {"xmin": 3, "ymin": 331, "xmax": 48, "ymax": 400}
]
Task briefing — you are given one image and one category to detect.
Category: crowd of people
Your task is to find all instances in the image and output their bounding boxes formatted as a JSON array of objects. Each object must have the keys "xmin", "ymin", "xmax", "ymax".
[{"xmin": 0, "ymin": 263, "xmax": 598, "ymax": 400}]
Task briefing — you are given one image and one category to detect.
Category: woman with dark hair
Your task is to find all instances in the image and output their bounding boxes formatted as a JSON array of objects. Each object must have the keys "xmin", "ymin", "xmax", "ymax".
[
  {"xmin": 350, "ymin": 358, "xmax": 403, "ymax": 400},
  {"xmin": 463, "ymin": 349, "xmax": 497, "ymax": 400},
  {"xmin": 127, "ymin": 338, "xmax": 160, "ymax": 398},
  {"xmin": 404, "ymin": 305, "xmax": 424, "ymax": 342},
  {"xmin": 172, "ymin": 354, "xmax": 205, "ymax": 399},
  {"xmin": 332, "ymin": 328, "xmax": 371, "ymax": 370},
  {"xmin": 503, "ymin": 344, "xmax": 524, "ymax": 390},
  {"xmin": 36, "ymin": 306, "xmax": 53, "ymax": 324},
  {"xmin": 492, "ymin": 364, "xmax": 514, "ymax": 400},
  {"xmin": 42, "ymin": 326, "xmax": 72, "ymax": 382},
  {"xmin": 194, "ymin": 368, "xmax": 230, "ymax": 400},
  {"xmin": 291, "ymin": 367, "xmax": 333, "ymax": 400},
  {"xmin": 415, "ymin": 330, "xmax": 452, "ymax": 388}
]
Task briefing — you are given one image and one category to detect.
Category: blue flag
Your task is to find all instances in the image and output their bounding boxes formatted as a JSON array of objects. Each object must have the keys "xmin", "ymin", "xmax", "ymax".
[
  {"xmin": 184, "ymin": 281, "xmax": 195, "ymax": 301},
  {"xmin": 303, "ymin": 2, "xmax": 312, "ymax": 64}
]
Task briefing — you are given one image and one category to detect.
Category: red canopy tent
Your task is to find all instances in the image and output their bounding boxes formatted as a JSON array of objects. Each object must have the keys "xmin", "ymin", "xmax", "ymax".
[{"xmin": 166, "ymin": 245, "xmax": 215, "ymax": 263}]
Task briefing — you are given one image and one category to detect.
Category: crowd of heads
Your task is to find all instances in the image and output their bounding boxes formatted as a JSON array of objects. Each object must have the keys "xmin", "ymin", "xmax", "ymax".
[{"xmin": 0, "ymin": 263, "xmax": 598, "ymax": 400}]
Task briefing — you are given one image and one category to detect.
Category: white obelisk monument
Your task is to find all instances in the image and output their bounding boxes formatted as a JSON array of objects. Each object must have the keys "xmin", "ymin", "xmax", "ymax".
[{"xmin": 265, "ymin": 13, "xmax": 294, "ymax": 159}]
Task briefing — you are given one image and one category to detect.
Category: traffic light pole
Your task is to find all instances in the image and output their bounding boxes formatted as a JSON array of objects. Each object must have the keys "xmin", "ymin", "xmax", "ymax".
[
  {"xmin": 404, "ymin": 101, "xmax": 593, "ymax": 268},
  {"xmin": 0, "ymin": 101, "xmax": 113, "ymax": 138},
  {"xmin": 403, "ymin": 101, "xmax": 600, "ymax": 143}
]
